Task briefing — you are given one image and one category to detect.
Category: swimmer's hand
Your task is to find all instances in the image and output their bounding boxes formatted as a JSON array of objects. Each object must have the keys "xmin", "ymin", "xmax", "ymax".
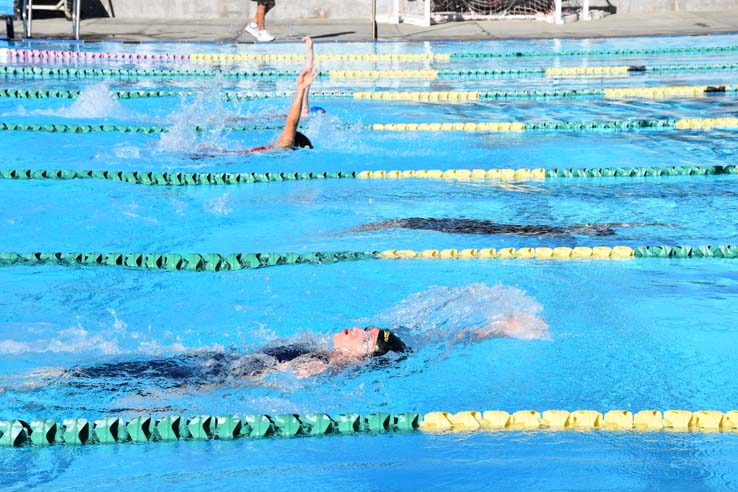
[
  {"xmin": 190, "ymin": 152, "xmax": 215, "ymax": 160},
  {"xmin": 303, "ymin": 36, "xmax": 313, "ymax": 52},
  {"xmin": 190, "ymin": 143, "xmax": 219, "ymax": 160},
  {"xmin": 297, "ymin": 67, "xmax": 318, "ymax": 90},
  {"xmin": 456, "ymin": 315, "xmax": 550, "ymax": 343}
]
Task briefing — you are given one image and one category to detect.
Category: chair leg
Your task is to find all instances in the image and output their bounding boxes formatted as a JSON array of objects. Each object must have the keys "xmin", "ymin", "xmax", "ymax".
[{"xmin": 62, "ymin": 0, "xmax": 72, "ymax": 20}]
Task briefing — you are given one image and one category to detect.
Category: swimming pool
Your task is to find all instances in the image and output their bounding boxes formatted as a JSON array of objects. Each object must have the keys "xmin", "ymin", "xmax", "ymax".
[{"xmin": 1, "ymin": 33, "xmax": 738, "ymax": 491}]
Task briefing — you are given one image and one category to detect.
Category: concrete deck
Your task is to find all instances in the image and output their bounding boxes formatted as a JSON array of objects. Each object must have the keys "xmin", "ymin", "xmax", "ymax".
[{"xmin": 8, "ymin": 9, "xmax": 738, "ymax": 43}]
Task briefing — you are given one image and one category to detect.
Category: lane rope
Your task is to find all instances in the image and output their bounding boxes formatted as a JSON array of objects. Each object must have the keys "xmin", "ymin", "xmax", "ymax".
[
  {"xmin": 6, "ymin": 44, "xmax": 738, "ymax": 64},
  {"xmin": 355, "ymin": 85, "xmax": 736, "ymax": 101},
  {"xmin": 0, "ymin": 88, "xmax": 353, "ymax": 101},
  {"xmin": 2, "ymin": 63, "xmax": 738, "ymax": 80},
  {"xmin": 2, "ymin": 408, "xmax": 737, "ymax": 447},
  {"xmin": 1, "ymin": 245, "xmax": 737, "ymax": 273},
  {"xmin": 0, "ymin": 122, "xmax": 282, "ymax": 133},
  {"xmin": 3, "ymin": 85, "xmax": 734, "ymax": 102},
  {"xmin": 2, "ymin": 117, "xmax": 738, "ymax": 135},
  {"xmin": 371, "ymin": 117, "xmax": 738, "ymax": 132},
  {"xmin": 1, "ymin": 165, "xmax": 737, "ymax": 186}
]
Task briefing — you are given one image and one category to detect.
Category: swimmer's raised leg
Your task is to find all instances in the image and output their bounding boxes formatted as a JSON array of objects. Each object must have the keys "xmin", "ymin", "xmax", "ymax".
[
  {"xmin": 566, "ymin": 222, "xmax": 676, "ymax": 236},
  {"xmin": 301, "ymin": 36, "xmax": 314, "ymax": 119}
]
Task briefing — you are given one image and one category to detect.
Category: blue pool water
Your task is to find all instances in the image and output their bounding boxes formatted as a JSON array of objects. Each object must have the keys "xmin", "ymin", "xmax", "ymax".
[{"xmin": 2, "ymin": 34, "xmax": 738, "ymax": 491}]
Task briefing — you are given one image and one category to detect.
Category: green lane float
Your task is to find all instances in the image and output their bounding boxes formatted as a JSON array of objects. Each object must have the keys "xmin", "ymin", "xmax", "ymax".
[
  {"xmin": 1, "ymin": 165, "xmax": 736, "ymax": 186},
  {"xmin": 1, "ymin": 245, "xmax": 738, "ymax": 273},
  {"xmin": 1, "ymin": 408, "xmax": 737, "ymax": 447},
  {"xmin": 0, "ymin": 251, "xmax": 378, "ymax": 271},
  {"xmin": 0, "ymin": 412, "xmax": 419, "ymax": 446},
  {"xmin": 0, "ymin": 122, "xmax": 282, "ymax": 134},
  {"xmin": 0, "ymin": 169, "xmax": 360, "ymax": 185},
  {"xmin": 0, "ymin": 88, "xmax": 349, "ymax": 101},
  {"xmin": 3, "ymin": 63, "xmax": 738, "ymax": 80},
  {"xmin": 0, "ymin": 66, "xmax": 303, "ymax": 79},
  {"xmin": 0, "ymin": 88, "xmax": 194, "ymax": 100}
]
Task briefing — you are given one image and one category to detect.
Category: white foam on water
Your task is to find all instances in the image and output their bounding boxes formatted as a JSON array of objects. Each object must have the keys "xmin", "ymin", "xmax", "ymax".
[
  {"xmin": 205, "ymin": 192, "xmax": 233, "ymax": 216},
  {"xmin": 111, "ymin": 143, "xmax": 141, "ymax": 159},
  {"xmin": 0, "ymin": 339, "xmax": 33, "ymax": 355},
  {"xmin": 0, "ymin": 310, "xmax": 189, "ymax": 356}
]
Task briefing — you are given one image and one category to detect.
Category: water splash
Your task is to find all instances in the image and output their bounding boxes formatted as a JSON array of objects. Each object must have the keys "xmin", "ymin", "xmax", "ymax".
[
  {"xmin": 12, "ymin": 82, "xmax": 130, "ymax": 119},
  {"xmin": 371, "ymin": 283, "xmax": 550, "ymax": 346},
  {"xmin": 64, "ymin": 82, "xmax": 128, "ymax": 118},
  {"xmin": 157, "ymin": 75, "xmax": 242, "ymax": 154}
]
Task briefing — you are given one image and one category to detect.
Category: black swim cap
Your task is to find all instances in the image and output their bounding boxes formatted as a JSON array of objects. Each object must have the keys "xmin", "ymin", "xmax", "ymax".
[
  {"xmin": 372, "ymin": 329, "xmax": 407, "ymax": 356},
  {"xmin": 294, "ymin": 131, "xmax": 313, "ymax": 149}
]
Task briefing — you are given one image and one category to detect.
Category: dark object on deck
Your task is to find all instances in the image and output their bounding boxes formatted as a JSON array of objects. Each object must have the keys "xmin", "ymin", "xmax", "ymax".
[{"xmin": 3, "ymin": 16, "xmax": 13, "ymax": 39}]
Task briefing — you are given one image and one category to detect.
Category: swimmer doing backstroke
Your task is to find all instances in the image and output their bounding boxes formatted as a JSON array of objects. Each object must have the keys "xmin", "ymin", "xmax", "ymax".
[
  {"xmin": 193, "ymin": 37, "xmax": 320, "ymax": 159},
  {"xmin": 62, "ymin": 316, "xmax": 541, "ymax": 388}
]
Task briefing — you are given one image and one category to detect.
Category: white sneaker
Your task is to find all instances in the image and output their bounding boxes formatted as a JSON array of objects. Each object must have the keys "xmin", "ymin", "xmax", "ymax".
[
  {"xmin": 244, "ymin": 23, "xmax": 259, "ymax": 37},
  {"xmin": 255, "ymin": 29, "xmax": 275, "ymax": 42},
  {"xmin": 245, "ymin": 23, "xmax": 275, "ymax": 42}
]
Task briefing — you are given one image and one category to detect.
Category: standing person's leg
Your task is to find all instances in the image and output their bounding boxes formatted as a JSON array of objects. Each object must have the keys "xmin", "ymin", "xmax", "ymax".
[{"xmin": 245, "ymin": 0, "xmax": 275, "ymax": 42}]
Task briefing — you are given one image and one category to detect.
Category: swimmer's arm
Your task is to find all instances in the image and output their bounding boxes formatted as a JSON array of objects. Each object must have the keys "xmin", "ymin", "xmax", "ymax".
[
  {"xmin": 301, "ymin": 37, "xmax": 314, "ymax": 118},
  {"xmin": 274, "ymin": 67, "xmax": 317, "ymax": 149},
  {"xmin": 453, "ymin": 317, "xmax": 529, "ymax": 344},
  {"xmin": 190, "ymin": 149, "xmax": 253, "ymax": 159},
  {"xmin": 453, "ymin": 326, "xmax": 503, "ymax": 344},
  {"xmin": 287, "ymin": 357, "xmax": 330, "ymax": 379}
]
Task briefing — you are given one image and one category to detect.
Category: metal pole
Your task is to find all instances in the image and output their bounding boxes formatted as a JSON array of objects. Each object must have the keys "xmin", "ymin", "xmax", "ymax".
[
  {"xmin": 554, "ymin": 0, "xmax": 562, "ymax": 24},
  {"xmin": 73, "ymin": 0, "xmax": 80, "ymax": 39},
  {"xmin": 371, "ymin": 0, "xmax": 377, "ymax": 40}
]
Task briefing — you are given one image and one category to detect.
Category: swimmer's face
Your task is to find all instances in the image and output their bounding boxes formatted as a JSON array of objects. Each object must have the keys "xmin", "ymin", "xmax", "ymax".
[{"xmin": 332, "ymin": 327, "xmax": 380, "ymax": 356}]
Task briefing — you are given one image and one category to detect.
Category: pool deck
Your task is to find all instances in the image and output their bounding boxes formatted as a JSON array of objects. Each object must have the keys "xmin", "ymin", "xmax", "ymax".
[{"xmin": 9, "ymin": 9, "xmax": 738, "ymax": 43}]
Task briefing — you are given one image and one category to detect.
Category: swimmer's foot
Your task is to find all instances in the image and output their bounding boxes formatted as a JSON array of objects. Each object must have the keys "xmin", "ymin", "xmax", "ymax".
[
  {"xmin": 569, "ymin": 222, "xmax": 678, "ymax": 236},
  {"xmin": 348, "ymin": 219, "xmax": 407, "ymax": 233}
]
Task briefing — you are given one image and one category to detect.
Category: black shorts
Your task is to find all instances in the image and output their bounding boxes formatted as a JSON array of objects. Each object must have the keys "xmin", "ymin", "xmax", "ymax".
[{"xmin": 253, "ymin": 0, "xmax": 275, "ymax": 8}]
